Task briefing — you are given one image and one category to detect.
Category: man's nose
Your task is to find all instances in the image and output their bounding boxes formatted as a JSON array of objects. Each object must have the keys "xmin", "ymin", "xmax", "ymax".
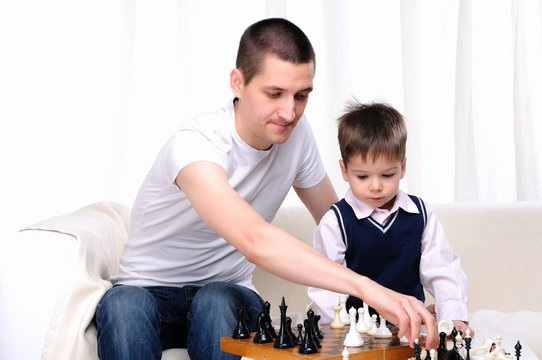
[{"xmin": 277, "ymin": 97, "xmax": 295, "ymax": 122}]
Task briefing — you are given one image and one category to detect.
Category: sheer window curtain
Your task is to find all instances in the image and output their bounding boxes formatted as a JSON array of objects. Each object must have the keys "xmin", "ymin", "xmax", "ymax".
[{"xmin": 1, "ymin": 0, "xmax": 541, "ymax": 239}]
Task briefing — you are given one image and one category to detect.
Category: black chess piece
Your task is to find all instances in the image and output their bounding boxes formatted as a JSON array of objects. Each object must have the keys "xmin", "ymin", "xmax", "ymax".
[
  {"xmin": 464, "ymin": 334, "xmax": 472, "ymax": 360},
  {"xmin": 232, "ymin": 307, "xmax": 251, "ymax": 339},
  {"xmin": 414, "ymin": 339, "xmax": 422, "ymax": 360},
  {"xmin": 438, "ymin": 331, "xmax": 449, "ymax": 360},
  {"xmin": 263, "ymin": 301, "xmax": 276, "ymax": 338},
  {"xmin": 253, "ymin": 311, "xmax": 273, "ymax": 343},
  {"xmin": 451, "ymin": 328, "xmax": 458, "ymax": 350},
  {"xmin": 296, "ymin": 323, "xmax": 303, "ymax": 345},
  {"xmin": 273, "ymin": 297, "xmax": 294, "ymax": 349},
  {"xmin": 314, "ymin": 314, "xmax": 324, "ymax": 339},
  {"xmin": 515, "ymin": 341, "xmax": 522, "ymax": 360},
  {"xmin": 298, "ymin": 318, "xmax": 319, "ymax": 354},
  {"xmin": 286, "ymin": 317, "xmax": 299, "ymax": 345},
  {"xmin": 306, "ymin": 309, "xmax": 321, "ymax": 348}
]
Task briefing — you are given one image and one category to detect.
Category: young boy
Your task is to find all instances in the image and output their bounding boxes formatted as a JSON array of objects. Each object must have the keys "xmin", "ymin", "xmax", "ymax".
[{"xmin": 308, "ymin": 102, "xmax": 472, "ymax": 335}]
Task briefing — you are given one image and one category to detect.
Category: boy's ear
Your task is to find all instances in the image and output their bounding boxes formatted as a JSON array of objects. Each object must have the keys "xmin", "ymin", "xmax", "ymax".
[
  {"xmin": 230, "ymin": 68, "xmax": 244, "ymax": 98},
  {"xmin": 400, "ymin": 157, "xmax": 407, "ymax": 179},
  {"xmin": 339, "ymin": 159, "xmax": 348, "ymax": 181}
]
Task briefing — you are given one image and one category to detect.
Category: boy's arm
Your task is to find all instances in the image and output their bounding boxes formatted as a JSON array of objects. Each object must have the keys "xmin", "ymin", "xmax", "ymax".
[
  {"xmin": 420, "ymin": 203, "xmax": 470, "ymax": 325},
  {"xmin": 176, "ymin": 161, "xmax": 438, "ymax": 348},
  {"xmin": 307, "ymin": 209, "xmax": 347, "ymax": 323}
]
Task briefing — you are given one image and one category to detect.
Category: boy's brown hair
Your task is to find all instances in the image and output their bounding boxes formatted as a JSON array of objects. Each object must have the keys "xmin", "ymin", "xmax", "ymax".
[{"xmin": 337, "ymin": 101, "xmax": 407, "ymax": 167}]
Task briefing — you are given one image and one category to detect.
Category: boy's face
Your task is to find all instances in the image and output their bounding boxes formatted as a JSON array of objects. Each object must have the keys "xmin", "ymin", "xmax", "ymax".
[
  {"xmin": 230, "ymin": 54, "xmax": 314, "ymax": 150},
  {"xmin": 340, "ymin": 153, "xmax": 406, "ymax": 211}
]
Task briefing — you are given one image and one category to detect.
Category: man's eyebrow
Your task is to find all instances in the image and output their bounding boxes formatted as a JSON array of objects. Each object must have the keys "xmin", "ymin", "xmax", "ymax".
[{"xmin": 262, "ymin": 86, "xmax": 313, "ymax": 93}]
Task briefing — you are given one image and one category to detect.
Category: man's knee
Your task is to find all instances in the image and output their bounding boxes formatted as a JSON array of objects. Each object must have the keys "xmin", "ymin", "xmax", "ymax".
[{"xmin": 96, "ymin": 285, "xmax": 158, "ymax": 329}]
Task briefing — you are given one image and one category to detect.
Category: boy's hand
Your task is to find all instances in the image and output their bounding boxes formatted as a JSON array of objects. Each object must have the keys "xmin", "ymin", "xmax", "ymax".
[{"xmin": 452, "ymin": 320, "xmax": 475, "ymax": 338}]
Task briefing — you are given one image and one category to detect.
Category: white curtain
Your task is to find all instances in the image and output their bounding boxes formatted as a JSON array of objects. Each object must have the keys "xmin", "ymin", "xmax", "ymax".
[{"xmin": 1, "ymin": 0, "xmax": 541, "ymax": 238}]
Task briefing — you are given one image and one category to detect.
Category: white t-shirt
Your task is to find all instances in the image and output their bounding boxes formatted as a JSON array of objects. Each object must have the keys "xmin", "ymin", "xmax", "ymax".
[{"xmin": 113, "ymin": 99, "xmax": 326, "ymax": 291}]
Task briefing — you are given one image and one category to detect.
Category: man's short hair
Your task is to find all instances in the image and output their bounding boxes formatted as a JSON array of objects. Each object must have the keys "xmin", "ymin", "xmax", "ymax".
[
  {"xmin": 236, "ymin": 18, "xmax": 315, "ymax": 84},
  {"xmin": 337, "ymin": 102, "xmax": 407, "ymax": 166}
]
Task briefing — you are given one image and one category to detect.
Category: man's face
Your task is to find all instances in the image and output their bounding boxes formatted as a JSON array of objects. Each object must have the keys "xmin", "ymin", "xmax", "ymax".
[{"xmin": 232, "ymin": 55, "xmax": 314, "ymax": 150}]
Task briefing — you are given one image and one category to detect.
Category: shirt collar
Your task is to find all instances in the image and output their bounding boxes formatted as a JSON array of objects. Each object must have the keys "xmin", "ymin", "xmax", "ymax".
[{"xmin": 343, "ymin": 188, "xmax": 419, "ymax": 220}]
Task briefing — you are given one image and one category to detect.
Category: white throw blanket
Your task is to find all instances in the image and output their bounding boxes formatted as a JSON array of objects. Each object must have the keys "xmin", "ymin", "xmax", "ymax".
[{"xmin": 20, "ymin": 202, "xmax": 129, "ymax": 360}]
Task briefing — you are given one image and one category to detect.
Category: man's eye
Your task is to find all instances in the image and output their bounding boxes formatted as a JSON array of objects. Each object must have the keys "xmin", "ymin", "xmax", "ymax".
[
  {"xmin": 268, "ymin": 93, "xmax": 280, "ymax": 98},
  {"xmin": 295, "ymin": 93, "xmax": 308, "ymax": 101}
]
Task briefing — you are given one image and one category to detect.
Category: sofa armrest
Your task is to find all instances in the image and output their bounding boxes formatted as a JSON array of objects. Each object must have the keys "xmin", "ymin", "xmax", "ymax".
[{"xmin": 0, "ymin": 202, "xmax": 129, "ymax": 360}]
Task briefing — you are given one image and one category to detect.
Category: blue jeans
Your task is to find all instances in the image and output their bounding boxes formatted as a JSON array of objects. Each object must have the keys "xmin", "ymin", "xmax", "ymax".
[{"xmin": 95, "ymin": 282, "xmax": 264, "ymax": 360}]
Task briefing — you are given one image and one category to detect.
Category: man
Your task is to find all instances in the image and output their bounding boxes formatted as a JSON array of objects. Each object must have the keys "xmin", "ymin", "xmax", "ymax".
[{"xmin": 96, "ymin": 18, "xmax": 437, "ymax": 360}]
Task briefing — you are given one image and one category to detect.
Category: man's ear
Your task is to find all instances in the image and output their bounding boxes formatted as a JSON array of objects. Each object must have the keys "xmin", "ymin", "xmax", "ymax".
[{"xmin": 230, "ymin": 68, "xmax": 244, "ymax": 98}]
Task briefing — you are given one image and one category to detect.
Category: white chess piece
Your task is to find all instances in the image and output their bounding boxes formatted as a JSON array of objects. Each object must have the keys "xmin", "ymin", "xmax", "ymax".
[
  {"xmin": 472, "ymin": 338, "xmax": 493, "ymax": 356},
  {"xmin": 342, "ymin": 346, "xmax": 350, "ymax": 360},
  {"xmin": 399, "ymin": 334, "xmax": 409, "ymax": 343},
  {"xmin": 430, "ymin": 349, "xmax": 437, "ymax": 360},
  {"xmin": 374, "ymin": 316, "xmax": 392, "ymax": 338},
  {"xmin": 367, "ymin": 314, "xmax": 378, "ymax": 335},
  {"xmin": 356, "ymin": 307, "xmax": 369, "ymax": 333},
  {"xmin": 343, "ymin": 307, "xmax": 364, "ymax": 347},
  {"xmin": 339, "ymin": 295, "xmax": 350, "ymax": 324},
  {"xmin": 363, "ymin": 302, "xmax": 372, "ymax": 328},
  {"xmin": 438, "ymin": 319, "xmax": 454, "ymax": 336},
  {"xmin": 331, "ymin": 305, "xmax": 345, "ymax": 329}
]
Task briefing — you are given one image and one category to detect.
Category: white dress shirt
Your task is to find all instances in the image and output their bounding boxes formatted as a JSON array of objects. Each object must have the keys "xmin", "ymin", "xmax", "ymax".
[{"xmin": 307, "ymin": 189, "xmax": 469, "ymax": 324}]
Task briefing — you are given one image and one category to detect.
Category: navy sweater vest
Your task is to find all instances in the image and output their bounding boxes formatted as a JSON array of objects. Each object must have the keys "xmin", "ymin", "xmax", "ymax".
[{"xmin": 331, "ymin": 195, "xmax": 427, "ymax": 314}]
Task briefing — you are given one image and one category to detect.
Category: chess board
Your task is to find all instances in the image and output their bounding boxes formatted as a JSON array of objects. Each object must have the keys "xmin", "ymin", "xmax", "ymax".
[{"xmin": 221, "ymin": 326, "xmax": 416, "ymax": 359}]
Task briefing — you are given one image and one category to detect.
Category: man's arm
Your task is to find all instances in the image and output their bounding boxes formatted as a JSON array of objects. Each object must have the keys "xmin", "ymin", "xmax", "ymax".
[
  {"xmin": 175, "ymin": 161, "xmax": 437, "ymax": 348},
  {"xmin": 293, "ymin": 174, "xmax": 338, "ymax": 224}
]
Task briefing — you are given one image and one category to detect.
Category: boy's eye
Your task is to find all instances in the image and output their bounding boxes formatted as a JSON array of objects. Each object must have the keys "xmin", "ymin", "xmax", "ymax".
[
  {"xmin": 357, "ymin": 175, "xmax": 368, "ymax": 180},
  {"xmin": 382, "ymin": 174, "xmax": 394, "ymax": 178}
]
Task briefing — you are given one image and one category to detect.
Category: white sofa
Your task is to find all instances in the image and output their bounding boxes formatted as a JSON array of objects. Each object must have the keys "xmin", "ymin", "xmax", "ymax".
[{"xmin": 1, "ymin": 201, "xmax": 541, "ymax": 359}]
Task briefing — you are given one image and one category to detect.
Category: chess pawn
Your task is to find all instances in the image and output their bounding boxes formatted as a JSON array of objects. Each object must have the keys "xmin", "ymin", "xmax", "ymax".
[
  {"xmin": 232, "ymin": 307, "xmax": 251, "ymax": 339},
  {"xmin": 430, "ymin": 349, "xmax": 437, "ymax": 360},
  {"xmin": 339, "ymin": 295, "xmax": 350, "ymax": 324},
  {"xmin": 367, "ymin": 314, "xmax": 378, "ymax": 335},
  {"xmin": 399, "ymin": 334, "xmax": 409, "ymax": 343},
  {"xmin": 342, "ymin": 346, "xmax": 350, "ymax": 360},
  {"xmin": 331, "ymin": 305, "xmax": 345, "ymax": 329},
  {"xmin": 343, "ymin": 307, "xmax": 364, "ymax": 347},
  {"xmin": 363, "ymin": 302, "xmax": 372, "ymax": 328},
  {"xmin": 356, "ymin": 307, "xmax": 369, "ymax": 333},
  {"xmin": 296, "ymin": 323, "xmax": 304, "ymax": 345},
  {"xmin": 374, "ymin": 316, "xmax": 392, "ymax": 338}
]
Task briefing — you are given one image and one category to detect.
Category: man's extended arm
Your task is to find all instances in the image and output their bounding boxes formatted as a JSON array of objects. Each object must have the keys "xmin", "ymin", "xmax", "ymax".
[{"xmin": 175, "ymin": 161, "xmax": 437, "ymax": 349}]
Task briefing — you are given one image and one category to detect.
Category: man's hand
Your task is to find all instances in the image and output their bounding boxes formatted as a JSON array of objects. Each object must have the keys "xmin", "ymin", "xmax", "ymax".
[{"xmin": 358, "ymin": 277, "xmax": 438, "ymax": 350}]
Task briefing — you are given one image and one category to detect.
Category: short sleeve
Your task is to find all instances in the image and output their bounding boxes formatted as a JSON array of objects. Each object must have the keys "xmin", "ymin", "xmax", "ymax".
[
  {"xmin": 291, "ymin": 118, "xmax": 326, "ymax": 189},
  {"xmin": 162, "ymin": 129, "xmax": 228, "ymax": 183}
]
